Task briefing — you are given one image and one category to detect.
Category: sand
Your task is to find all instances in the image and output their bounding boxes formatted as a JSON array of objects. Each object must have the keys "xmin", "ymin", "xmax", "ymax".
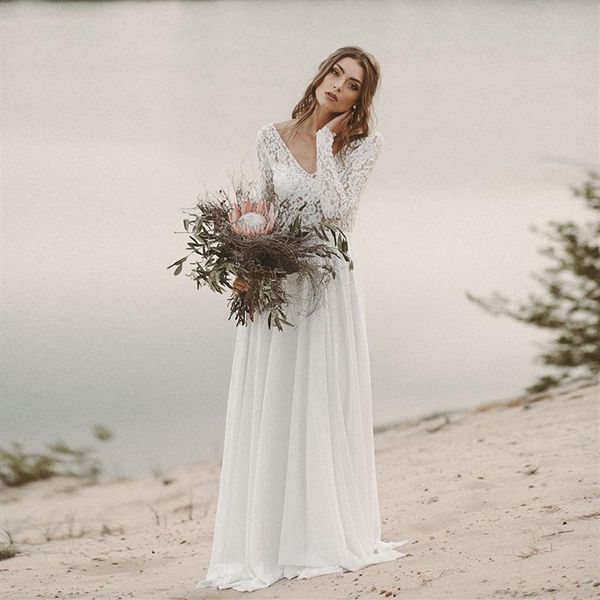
[{"xmin": 1, "ymin": 378, "xmax": 598, "ymax": 599}]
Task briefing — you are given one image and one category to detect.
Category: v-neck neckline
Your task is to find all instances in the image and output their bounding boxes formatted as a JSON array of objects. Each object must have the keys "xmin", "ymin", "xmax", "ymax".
[{"xmin": 269, "ymin": 122, "xmax": 318, "ymax": 177}]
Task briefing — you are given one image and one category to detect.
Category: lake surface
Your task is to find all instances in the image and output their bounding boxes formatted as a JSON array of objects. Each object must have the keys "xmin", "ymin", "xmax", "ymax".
[{"xmin": 1, "ymin": 0, "xmax": 596, "ymax": 478}]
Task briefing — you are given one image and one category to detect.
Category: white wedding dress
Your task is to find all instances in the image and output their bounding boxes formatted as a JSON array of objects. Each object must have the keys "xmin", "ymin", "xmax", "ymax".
[{"xmin": 194, "ymin": 122, "xmax": 408, "ymax": 592}]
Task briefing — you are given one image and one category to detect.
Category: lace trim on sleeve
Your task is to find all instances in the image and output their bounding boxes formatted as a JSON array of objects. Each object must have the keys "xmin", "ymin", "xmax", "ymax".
[{"xmin": 315, "ymin": 127, "xmax": 384, "ymax": 228}]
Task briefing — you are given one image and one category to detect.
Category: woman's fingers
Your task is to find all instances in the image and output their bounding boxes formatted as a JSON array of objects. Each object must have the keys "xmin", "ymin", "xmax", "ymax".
[{"xmin": 326, "ymin": 109, "xmax": 353, "ymax": 137}]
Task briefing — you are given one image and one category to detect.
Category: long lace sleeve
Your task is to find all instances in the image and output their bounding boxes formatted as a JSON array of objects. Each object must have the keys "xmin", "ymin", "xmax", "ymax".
[
  {"xmin": 315, "ymin": 127, "xmax": 384, "ymax": 230},
  {"xmin": 256, "ymin": 128, "xmax": 275, "ymax": 203}
]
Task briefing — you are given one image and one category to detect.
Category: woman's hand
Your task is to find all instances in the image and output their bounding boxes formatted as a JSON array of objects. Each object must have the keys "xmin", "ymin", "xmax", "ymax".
[
  {"xmin": 324, "ymin": 107, "xmax": 353, "ymax": 137},
  {"xmin": 233, "ymin": 275, "xmax": 251, "ymax": 292}
]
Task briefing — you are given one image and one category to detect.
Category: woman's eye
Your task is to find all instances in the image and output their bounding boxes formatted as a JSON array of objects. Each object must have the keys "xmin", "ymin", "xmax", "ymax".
[{"xmin": 331, "ymin": 67, "xmax": 359, "ymax": 91}]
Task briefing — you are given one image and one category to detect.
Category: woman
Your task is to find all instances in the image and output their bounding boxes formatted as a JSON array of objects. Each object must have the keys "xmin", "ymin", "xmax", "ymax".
[{"xmin": 195, "ymin": 46, "xmax": 408, "ymax": 593}]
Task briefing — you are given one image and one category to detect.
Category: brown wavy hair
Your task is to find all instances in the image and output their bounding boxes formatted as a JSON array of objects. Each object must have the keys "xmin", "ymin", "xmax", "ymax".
[{"xmin": 289, "ymin": 46, "xmax": 381, "ymax": 159}]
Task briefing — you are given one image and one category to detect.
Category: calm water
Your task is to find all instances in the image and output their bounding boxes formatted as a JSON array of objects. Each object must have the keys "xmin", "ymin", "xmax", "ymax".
[{"xmin": 1, "ymin": 1, "xmax": 596, "ymax": 478}]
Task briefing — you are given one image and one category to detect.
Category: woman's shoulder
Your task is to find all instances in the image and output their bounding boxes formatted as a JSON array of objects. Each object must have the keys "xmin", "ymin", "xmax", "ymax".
[
  {"xmin": 344, "ymin": 126, "xmax": 383, "ymax": 145},
  {"xmin": 272, "ymin": 119, "xmax": 294, "ymax": 132},
  {"xmin": 257, "ymin": 122, "xmax": 273, "ymax": 138},
  {"xmin": 258, "ymin": 119, "xmax": 292, "ymax": 133},
  {"xmin": 346, "ymin": 129, "xmax": 383, "ymax": 154},
  {"xmin": 362, "ymin": 128, "xmax": 383, "ymax": 144}
]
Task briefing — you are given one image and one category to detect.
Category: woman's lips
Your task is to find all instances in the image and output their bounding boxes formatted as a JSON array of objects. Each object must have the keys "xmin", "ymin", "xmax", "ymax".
[{"xmin": 326, "ymin": 92, "xmax": 337, "ymax": 101}]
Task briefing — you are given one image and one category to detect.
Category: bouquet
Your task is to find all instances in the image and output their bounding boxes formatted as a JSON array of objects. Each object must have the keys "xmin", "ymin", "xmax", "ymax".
[{"xmin": 167, "ymin": 175, "xmax": 353, "ymax": 331}]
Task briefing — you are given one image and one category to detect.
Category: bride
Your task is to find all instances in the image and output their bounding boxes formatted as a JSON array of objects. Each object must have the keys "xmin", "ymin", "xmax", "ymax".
[{"xmin": 195, "ymin": 45, "xmax": 408, "ymax": 593}]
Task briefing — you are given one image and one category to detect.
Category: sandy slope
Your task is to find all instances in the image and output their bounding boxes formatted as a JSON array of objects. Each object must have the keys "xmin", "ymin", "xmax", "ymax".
[{"xmin": 1, "ymin": 378, "xmax": 598, "ymax": 600}]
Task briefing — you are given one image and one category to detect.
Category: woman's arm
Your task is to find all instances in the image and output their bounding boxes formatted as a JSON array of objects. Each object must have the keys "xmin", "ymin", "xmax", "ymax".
[
  {"xmin": 233, "ymin": 128, "xmax": 275, "ymax": 293},
  {"xmin": 315, "ymin": 127, "xmax": 384, "ymax": 227},
  {"xmin": 257, "ymin": 128, "xmax": 275, "ymax": 203}
]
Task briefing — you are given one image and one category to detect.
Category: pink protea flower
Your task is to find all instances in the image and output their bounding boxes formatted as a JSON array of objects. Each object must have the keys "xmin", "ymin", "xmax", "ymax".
[{"xmin": 228, "ymin": 196, "xmax": 276, "ymax": 238}]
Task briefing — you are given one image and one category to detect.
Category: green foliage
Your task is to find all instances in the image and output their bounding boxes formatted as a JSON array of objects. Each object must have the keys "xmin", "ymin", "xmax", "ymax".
[
  {"xmin": 0, "ymin": 544, "xmax": 19, "ymax": 561},
  {"xmin": 168, "ymin": 182, "xmax": 354, "ymax": 331},
  {"xmin": 466, "ymin": 170, "xmax": 600, "ymax": 393},
  {"xmin": 0, "ymin": 441, "xmax": 56, "ymax": 487},
  {"xmin": 0, "ymin": 423, "xmax": 113, "ymax": 487},
  {"xmin": 92, "ymin": 423, "xmax": 114, "ymax": 442}
]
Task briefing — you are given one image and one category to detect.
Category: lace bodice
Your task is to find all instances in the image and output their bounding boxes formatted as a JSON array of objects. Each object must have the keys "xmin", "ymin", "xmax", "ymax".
[{"xmin": 256, "ymin": 122, "xmax": 384, "ymax": 233}]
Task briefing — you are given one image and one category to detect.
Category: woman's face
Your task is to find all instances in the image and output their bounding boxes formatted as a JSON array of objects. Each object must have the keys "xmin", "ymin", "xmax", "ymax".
[{"xmin": 316, "ymin": 56, "xmax": 364, "ymax": 113}]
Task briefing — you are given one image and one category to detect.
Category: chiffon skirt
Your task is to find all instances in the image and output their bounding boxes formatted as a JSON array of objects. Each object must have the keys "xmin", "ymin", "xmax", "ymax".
[{"xmin": 194, "ymin": 240, "xmax": 408, "ymax": 592}]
